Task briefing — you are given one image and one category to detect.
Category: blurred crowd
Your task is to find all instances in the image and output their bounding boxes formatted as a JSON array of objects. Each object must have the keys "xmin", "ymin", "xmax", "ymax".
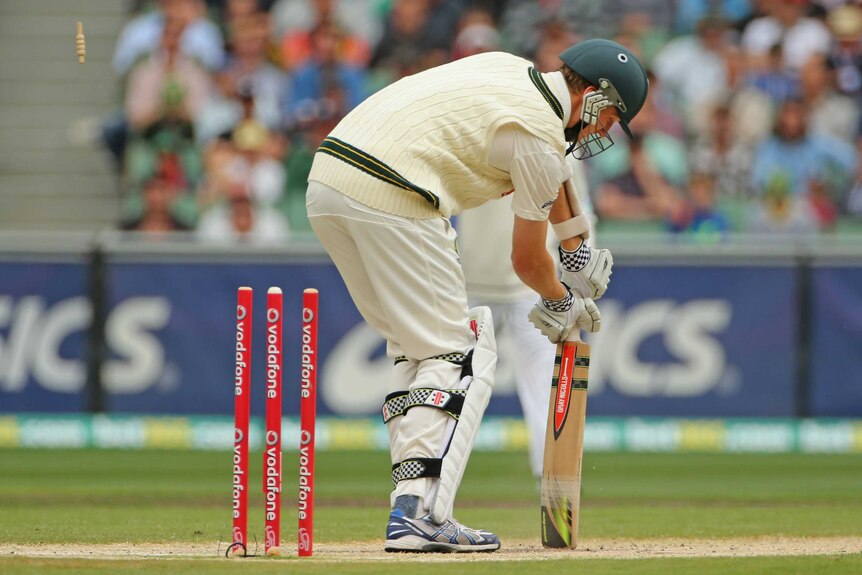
[{"xmin": 103, "ymin": 0, "xmax": 862, "ymax": 242}]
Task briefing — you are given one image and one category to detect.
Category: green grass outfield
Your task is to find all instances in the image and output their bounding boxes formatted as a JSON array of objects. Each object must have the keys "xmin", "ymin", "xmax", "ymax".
[{"xmin": 1, "ymin": 449, "xmax": 861, "ymax": 573}]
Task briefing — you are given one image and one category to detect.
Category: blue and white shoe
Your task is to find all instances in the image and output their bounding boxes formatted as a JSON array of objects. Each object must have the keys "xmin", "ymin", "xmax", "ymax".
[{"xmin": 384, "ymin": 509, "xmax": 501, "ymax": 553}]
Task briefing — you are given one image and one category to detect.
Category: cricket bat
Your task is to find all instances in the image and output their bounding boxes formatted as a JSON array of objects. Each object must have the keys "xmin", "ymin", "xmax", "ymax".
[{"xmin": 540, "ymin": 339, "xmax": 590, "ymax": 548}]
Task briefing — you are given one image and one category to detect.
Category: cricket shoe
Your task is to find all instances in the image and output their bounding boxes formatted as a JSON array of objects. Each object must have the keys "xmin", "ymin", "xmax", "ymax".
[{"xmin": 384, "ymin": 509, "xmax": 501, "ymax": 553}]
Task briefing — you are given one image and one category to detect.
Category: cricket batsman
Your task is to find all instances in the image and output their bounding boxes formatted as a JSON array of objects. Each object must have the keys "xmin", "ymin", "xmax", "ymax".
[{"xmin": 305, "ymin": 39, "xmax": 648, "ymax": 552}]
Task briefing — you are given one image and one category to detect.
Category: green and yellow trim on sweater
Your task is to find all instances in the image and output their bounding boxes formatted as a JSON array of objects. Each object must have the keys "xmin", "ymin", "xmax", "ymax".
[
  {"xmin": 528, "ymin": 67, "xmax": 564, "ymax": 121},
  {"xmin": 317, "ymin": 137, "xmax": 440, "ymax": 209}
]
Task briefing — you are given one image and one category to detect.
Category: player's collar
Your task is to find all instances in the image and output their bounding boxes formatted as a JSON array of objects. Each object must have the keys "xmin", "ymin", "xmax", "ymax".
[{"xmin": 543, "ymin": 71, "xmax": 572, "ymax": 128}]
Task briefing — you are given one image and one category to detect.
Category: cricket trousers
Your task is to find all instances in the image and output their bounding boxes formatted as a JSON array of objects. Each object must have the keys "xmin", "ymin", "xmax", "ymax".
[{"xmin": 306, "ymin": 180, "xmax": 476, "ymax": 507}]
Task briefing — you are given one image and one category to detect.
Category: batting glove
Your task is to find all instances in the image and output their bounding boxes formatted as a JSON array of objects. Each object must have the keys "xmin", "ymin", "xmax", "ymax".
[
  {"xmin": 527, "ymin": 288, "xmax": 601, "ymax": 343},
  {"xmin": 559, "ymin": 242, "xmax": 613, "ymax": 300}
]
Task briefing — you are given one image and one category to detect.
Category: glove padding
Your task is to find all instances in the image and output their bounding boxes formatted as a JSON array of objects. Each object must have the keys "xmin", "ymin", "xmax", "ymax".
[
  {"xmin": 527, "ymin": 289, "xmax": 601, "ymax": 343},
  {"xmin": 559, "ymin": 242, "xmax": 613, "ymax": 300}
]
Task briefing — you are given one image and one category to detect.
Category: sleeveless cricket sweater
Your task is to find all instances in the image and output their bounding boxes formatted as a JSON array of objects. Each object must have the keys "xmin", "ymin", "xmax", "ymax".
[{"xmin": 308, "ymin": 52, "xmax": 567, "ymax": 219}]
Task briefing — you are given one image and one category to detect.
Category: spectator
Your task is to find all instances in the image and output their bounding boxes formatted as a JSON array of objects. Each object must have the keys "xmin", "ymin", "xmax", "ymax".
[
  {"xmin": 531, "ymin": 22, "xmax": 578, "ymax": 73},
  {"xmin": 450, "ymin": 7, "xmax": 500, "ymax": 61},
  {"xmin": 741, "ymin": 0, "xmax": 831, "ymax": 73},
  {"xmin": 224, "ymin": 13, "xmax": 287, "ymax": 128},
  {"xmin": 285, "ymin": 19, "xmax": 367, "ymax": 126},
  {"xmin": 722, "ymin": 44, "xmax": 775, "ymax": 145},
  {"xmin": 198, "ymin": 119, "xmax": 284, "ymax": 208},
  {"xmin": 228, "ymin": 118, "xmax": 286, "ymax": 207},
  {"xmin": 674, "ymin": 0, "xmax": 752, "ymax": 36},
  {"xmin": 652, "ymin": 16, "xmax": 735, "ymax": 129},
  {"xmin": 121, "ymin": 168, "xmax": 195, "ymax": 233},
  {"xmin": 125, "ymin": 18, "xmax": 213, "ymax": 134},
  {"xmin": 500, "ymin": 1, "xmax": 605, "ymax": 57},
  {"xmin": 589, "ymin": 67, "xmax": 688, "ymax": 195},
  {"xmin": 124, "ymin": 18, "xmax": 213, "ymax": 193},
  {"xmin": 197, "ymin": 118, "xmax": 289, "ymax": 241},
  {"xmin": 104, "ymin": 0, "xmax": 224, "ymax": 170},
  {"xmin": 733, "ymin": 0, "xmax": 772, "ymax": 32},
  {"xmin": 808, "ymin": 178, "xmax": 839, "ymax": 229},
  {"xmin": 590, "ymin": 54, "xmax": 689, "ymax": 225},
  {"xmin": 594, "ymin": 132, "xmax": 684, "ymax": 222},
  {"xmin": 423, "ymin": 0, "xmax": 468, "ymax": 54},
  {"xmin": 274, "ymin": 0, "xmax": 374, "ymax": 70},
  {"xmin": 690, "ymin": 102, "xmax": 754, "ymax": 199},
  {"xmin": 748, "ymin": 170, "xmax": 819, "ymax": 233},
  {"xmin": 749, "ymin": 99, "xmax": 856, "ymax": 226},
  {"xmin": 826, "ymin": 4, "xmax": 862, "ymax": 103},
  {"xmin": 668, "ymin": 172, "xmax": 732, "ymax": 238},
  {"xmin": 799, "ymin": 54, "xmax": 859, "ymax": 144},
  {"xmin": 113, "ymin": 0, "xmax": 225, "ymax": 76},
  {"xmin": 617, "ymin": 9, "xmax": 671, "ymax": 64},
  {"xmin": 221, "ymin": 0, "xmax": 264, "ymax": 22},
  {"xmin": 745, "ymin": 43, "xmax": 798, "ymax": 103},
  {"xmin": 200, "ymin": 77, "xmax": 267, "ymax": 143},
  {"xmin": 197, "ymin": 185, "xmax": 291, "ymax": 243},
  {"xmin": 197, "ymin": 13, "xmax": 288, "ymax": 143},
  {"xmin": 216, "ymin": 0, "xmax": 273, "ymax": 35},
  {"xmin": 368, "ymin": 0, "xmax": 450, "ymax": 85},
  {"xmin": 642, "ymin": 70, "xmax": 686, "ymax": 139},
  {"xmin": 499, "ymin": 0, "xmax": 673, "ymax": 58}
]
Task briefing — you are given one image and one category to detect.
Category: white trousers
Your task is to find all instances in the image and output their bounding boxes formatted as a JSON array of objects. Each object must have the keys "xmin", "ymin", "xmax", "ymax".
[
  {"xmin": 307, "ymin": 181, "xmax": 474, "ymax": 504},
  {"xmin": 306, "ymin": 181, "xmax": 472, "ymax": 359}
]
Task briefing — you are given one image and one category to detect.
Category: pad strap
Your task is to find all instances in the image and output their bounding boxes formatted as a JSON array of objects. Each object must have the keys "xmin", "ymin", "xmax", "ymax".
[
  {"xmin": 391, "ymin": 457, "xmax": 442, "ymax": 486},
  {"xmin": 393, "ymin": 352, "xmax": 469, "ymax": 366},
  {"xmin": 382, "ymin": 388, "xmax": 467, "ymax": 423},
  {"xmin": 552, "ymin": 214, "xmax": 591, "ymax": 241}
]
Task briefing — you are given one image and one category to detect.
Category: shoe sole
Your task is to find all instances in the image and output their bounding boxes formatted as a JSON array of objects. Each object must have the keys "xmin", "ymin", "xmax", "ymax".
[{"xmin": 384, "ymin": 536, "xmax": 500, "ymax": 553}]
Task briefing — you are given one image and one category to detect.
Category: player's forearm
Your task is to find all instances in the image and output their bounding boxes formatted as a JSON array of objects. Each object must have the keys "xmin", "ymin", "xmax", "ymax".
[
  {"xmin": 549, "ymin": 187, "xmax": 583, "ymax": 252},
  {"xmin": 512, "ymin": 249, "xmax": 566, "ymax": 301},
  {"xmin": 549, "ymin": 185, "xmax": 587, "ymax": 252},
  {"xmin": 512, "ymin": 215, "xmax": 568, "ymax": 300}
]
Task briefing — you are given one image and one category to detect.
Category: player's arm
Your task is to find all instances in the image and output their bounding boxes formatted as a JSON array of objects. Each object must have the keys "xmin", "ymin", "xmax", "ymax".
[
  {"xmin": 511, "ymin": 215, "xmax": 566, "ymax": 301},
  {"xmin": 508, "ymin": 150, "xmax": 600, "ymax": 341},
  {"xmin": 512, "ymin": 215, "xmax": 600, "ymax": 342},
  {"xmin": 492, "ymin": 128, "xmax": 600, "ymax": 341},
  {"xmin": 549, "ymin": 162, "xmax": 614, "ymax": 300},
  {"xmin": 501, "ymin": 129, "xmax": 569, "ymax": 302},
  {"xmin": 548, "ymin": 182, "xmax": 585, "ymax": 253}
]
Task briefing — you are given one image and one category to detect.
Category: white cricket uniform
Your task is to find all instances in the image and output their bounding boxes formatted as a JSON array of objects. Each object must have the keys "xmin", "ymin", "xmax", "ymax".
[{"xmin": 306, "ymin": 52, "xmax": 572, "ymax": 511}]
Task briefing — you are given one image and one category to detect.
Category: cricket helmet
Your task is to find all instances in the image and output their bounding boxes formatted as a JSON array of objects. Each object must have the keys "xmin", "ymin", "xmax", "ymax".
[{"xmin": 559, "ymin": 39, "xmax": 649, "ymax": 157}]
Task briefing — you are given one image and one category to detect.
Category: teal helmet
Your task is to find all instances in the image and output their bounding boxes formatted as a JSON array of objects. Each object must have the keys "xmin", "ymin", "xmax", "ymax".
[{"xmin": 559, "ymin": 39, "xmax": 649, "ymax": 157}]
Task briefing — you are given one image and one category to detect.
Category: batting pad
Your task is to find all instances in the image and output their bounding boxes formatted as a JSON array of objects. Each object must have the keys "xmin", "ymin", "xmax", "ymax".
[{"xmin": 427, "ymin": 306, "xmax": 497, "ymax": 524}]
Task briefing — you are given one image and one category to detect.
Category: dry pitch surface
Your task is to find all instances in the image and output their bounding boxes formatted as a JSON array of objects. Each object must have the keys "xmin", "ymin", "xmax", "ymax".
[{"xmin": 3, "ymin": 537, "xmax": 861, "ymax": 562}]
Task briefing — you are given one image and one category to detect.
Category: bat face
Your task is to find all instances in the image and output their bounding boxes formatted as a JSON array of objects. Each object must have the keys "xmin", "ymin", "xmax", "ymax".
[{"xmin": 541, "ymin": 340, "xmax": 590, "ymax": 548}]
